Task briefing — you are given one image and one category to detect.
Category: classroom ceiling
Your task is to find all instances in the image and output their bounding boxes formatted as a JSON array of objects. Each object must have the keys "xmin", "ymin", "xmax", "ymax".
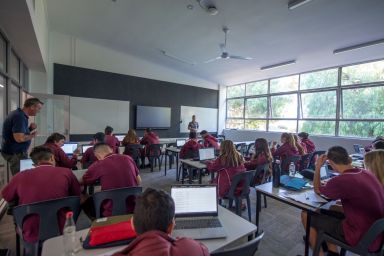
[{"xmin": 46, "ymin": 0, "xmax": 384, "ymax": 88}]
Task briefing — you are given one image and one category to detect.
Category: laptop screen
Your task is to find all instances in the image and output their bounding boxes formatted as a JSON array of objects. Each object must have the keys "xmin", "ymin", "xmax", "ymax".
[
  {"xmin": 198, "ymin": 148, "xmax": 215, "ymax": 161},
  {"xmin": 115, "ymin": 135, "xmax": 125, "ymax": 142},
  {"xmin": 320, "ymin": 165, "xmax": 328, "ymax": 179},
  {"xmin": 171, "ymin": 185, "xmax": 218, "ymax": 217},
  {"xmin": 20, "ymin": 159, "xmax": 35, "ymax": 172},
  {"xmin": 61, "ymin": 143, "xmax": 78, "ymax": 155},
  {"xmin": 176, "ymin": 139, "xmax": 186, "ymax": 147},
  {"xmin": 82, "ymin": 144, "xmax": 93, "ymax": 154}
]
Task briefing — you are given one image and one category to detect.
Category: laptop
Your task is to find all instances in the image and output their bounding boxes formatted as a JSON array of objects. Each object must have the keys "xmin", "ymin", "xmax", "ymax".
[
  {"xmin": 176, "ymin": 139, "xmax": 186, "ymax": 148},
  {"xmin": 198, "ymin": 148, "xmax": 215, "ymax": 163},
  {"xmin": 61, "ymin": 142, "xmax": 78, "ymax": 156},
  {"xmin": 20, "ymin": 159, "xmax": 35, "ymax": 172},
  {"xmin": 171, "ymin": 185, "xmax": 226, "ymax": 240},
  {"xmin": 115, "ymin": 135, "xmax": 125, "ymax": 142},
  {"xmin": 81, "ymin": 144, "xmax": 93, "ymax": 154}
]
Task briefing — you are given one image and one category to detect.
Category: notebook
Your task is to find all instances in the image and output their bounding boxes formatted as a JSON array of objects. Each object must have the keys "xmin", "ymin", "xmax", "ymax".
[
  {"xmin": 81, "ymin": 144, "xmax": 93, "ymax": 154},
  {"xmin": 171, "ymin": 185, "xmax": 226, "ymax": 240},
  {"xmin": 280, "ymin": 175, "xmax": 308, "ymax": 190},
  {"xmin": 198, "ymin": 148, "xmax": 215, "ymax": 163},
  {"xmin": 61, "ymin": 142, "xmax": 78, "ymax": 156},
  {"xmin": 176, "ymin": 139, "xmax": 186, "ymax": 148},
  {"xmin": 20, "ymin": 159, "xmax": 35, "ymax": 172}
]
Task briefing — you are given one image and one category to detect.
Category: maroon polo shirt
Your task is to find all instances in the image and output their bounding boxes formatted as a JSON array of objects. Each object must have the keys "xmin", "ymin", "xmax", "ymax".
[
  {"xmin": 179, "ymin": 139, "xmax": 203, "ymax": 159},
  {"xmin": 105, "ymin": 135, "xmax": 120, "ymax": 153},
  {"xmin": 1, "ymin": 163, "xmax": 81, "ymax": 243},
  {"xmin": 272, "ymin": 142, "xmax": 299, "ymax": 170},
  {"xmin": 82, "ymin": 153, "xmax": 140, "ymax": 216},
  {"xmin": 43, "ymin": 142, "xmax": 78, "ymax": 169},
  {"xmin": 203, "ymin": 134, "xmax": 220, "ymax": 150},
  {"xmin": 302, "ymin": 138, "xmax": 316, "ymax": 153},
  {"xmin": 81, "ymin": 146, "xmax": 97, "ymax": 169}
]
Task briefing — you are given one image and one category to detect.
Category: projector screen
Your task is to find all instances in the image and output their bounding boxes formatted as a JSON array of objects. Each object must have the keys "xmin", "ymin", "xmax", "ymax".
[{"xmin": 136, "ymin": 106, "xmax": 171, "ymax": 129}]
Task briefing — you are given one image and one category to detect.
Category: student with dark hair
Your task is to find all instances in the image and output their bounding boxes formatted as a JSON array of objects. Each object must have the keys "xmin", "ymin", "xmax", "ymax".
[
  {"xmin": 301, "ymin": 146, "xmax": 384, "ymax": 255},
  {"xmin": 179, "ymin": 132, "xmax": 202, "ymax": 159},
  {"xmin": 43, "ymin": 132, "xmax": 79, "ymax": 169},
  {"xmin": 271, "ymin": 133, "xmax": 299, "ymax": 171},
  {"xmin": 1, "ymin": 146, "xmax": 80, "ymax": 243},
  {"xmin": 81, "ymin": 132, "xmax": 105, "ymax": 169},
  {"xmin": 104, "ymin": 126, "xmax": 120, "ymax": 153},
  {"xmin": 82, "ymin": 143, "xmax": 141, "ymax": 217},
  {"xmin": 298, "ymin": 132, "xmax": 316, "ymax": 154},
  {"xmin": 373, "ymin": 139, "xmax": 384, "ymax": 150},
  {"xmin": 140, "ymin": 128, "xmax": 160, "ymax": 168},
  {"xmin": 200, "ymin": 130, "xmax": 219, "ymax": 151},
  {"xmin": 112, "ymin": 188, "xmax": 209, "ymax": 256},
  {"xmin": 364, "ymin": 136, "xmax": 384, "ymax": 152}
]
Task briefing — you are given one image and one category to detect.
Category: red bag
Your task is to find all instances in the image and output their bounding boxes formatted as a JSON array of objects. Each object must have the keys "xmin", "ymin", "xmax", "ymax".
[{"xmin": 89, "ymin": 219, "xmax": 137, "ymax": 246}]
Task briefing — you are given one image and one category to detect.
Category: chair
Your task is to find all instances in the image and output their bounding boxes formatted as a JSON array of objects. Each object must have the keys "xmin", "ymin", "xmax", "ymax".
[
  {"xmin": 123, "ymin": 144, "xmax": 142, "ymax": 167},
  {"xmin": 280, "ymin": 155, "xmax": 301, "ymax": 174},
  {"xmin": 93, "ymin": 186, "xmax": 142, "ymax": 218},
  {"xmin": 222, "ymin": 170, "xmax": 255, "ymax": 221},
  {"xmin": 308, "ymin": 150, "xmax": 326, "ymax": 170},
  {"xmin": 13, "ymin": 196, "xmax": 81, "ymax": 256},
  {"xmin": 250, "ymin": 163, "xmax": 270, "ymax": 209},
  {"xmin": 313, "ymin": 218, "xmax": 384, "ymax": 256},
  {"xmin": 299, "ymin": 153, "xmax": 313, "ymax": 172},
  {"xmin": 211, "ymin": 231, "xmax": 264, "ymax": 256},
  {"xmin": 236, "ymin": 143, "xmax": 247, "ymax": 156},
  {"xmin": 148, "ymin": 144, "xmax": 164, "ymax": 172},
  {"xmin": 164, "ymin": 143, "xmax": 176, "ymax": 172}
]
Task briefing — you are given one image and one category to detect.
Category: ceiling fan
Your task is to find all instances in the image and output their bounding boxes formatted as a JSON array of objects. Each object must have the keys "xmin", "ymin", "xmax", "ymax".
[{"xmin": 204, "ymin": 27, "xmax": 253, "ymax": 63}]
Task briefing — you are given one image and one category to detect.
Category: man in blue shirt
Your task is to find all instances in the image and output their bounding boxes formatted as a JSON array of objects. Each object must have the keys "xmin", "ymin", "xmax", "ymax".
[
  {"xmin": 1, "ymin": 98, "xmax": 43, "ymax": 175},
  {"xmin": 187, "ymin": 115, "xmax": 199, "ymax": 133}
]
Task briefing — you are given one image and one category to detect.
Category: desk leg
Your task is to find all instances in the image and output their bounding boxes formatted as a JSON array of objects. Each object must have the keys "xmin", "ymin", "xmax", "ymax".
[
  {"xmin": 304, "ymin": 211, "xmax": 311, "ymax": 256},
  {"xmin": 189, "ymin": 167, "xmax": 192, "ymax": 184},
  {"xmin": 256, "ymin": 191, "xmax": 261, "ymax": 234},
  {"xmin": 164, "ymin": 151, "xmax": 168, "ymax": 176},
  {"xmin": 199, "ymin": 169, "xmax": 203, "ymax": 184},
  {"xmin": 176, "ymin": 154, "xmax": 179, "ymax": 181}
]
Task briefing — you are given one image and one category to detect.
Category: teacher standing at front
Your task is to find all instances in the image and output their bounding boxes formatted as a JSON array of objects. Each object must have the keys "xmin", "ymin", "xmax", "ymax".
[
  {"xmin": 188, "ymin": 115, "xmax": 199, "ymax": 133},
  {"xmin": 1, "ymin": 98, "xmax": 44, "ymax": 175}
]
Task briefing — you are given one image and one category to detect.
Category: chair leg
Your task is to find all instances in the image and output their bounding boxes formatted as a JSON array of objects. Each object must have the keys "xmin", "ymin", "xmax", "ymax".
[
  {"xmin": 313, "ymin": 230, "xmax": 324, "ymax": 256},
  {"xmin": 246, "ymin": 196, "xmax": 251, "ymax": 221},
  {"xmin": 340, "ymin": 249, "xmax": 346, "ymax": 256},
  {"xmin": 16, "ymin": 233, "xmax": 20, "ymax": 256},
  {"xmin": 235, "ymin": 198, "xmax": 241, "ymax": 216},
  {"xmin": 264, "ymin": 195, "xmax": 267, "ymax": 208}
]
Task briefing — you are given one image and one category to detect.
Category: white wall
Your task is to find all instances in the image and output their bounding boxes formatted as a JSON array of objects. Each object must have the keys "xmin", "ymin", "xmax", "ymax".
[
  {"xmin": 223, "ymin": 129, "xmax": 372, "ymax": 154},
  {"xmin": 217, "ymin": 84, "xmax": 226, "ymax": 134}
]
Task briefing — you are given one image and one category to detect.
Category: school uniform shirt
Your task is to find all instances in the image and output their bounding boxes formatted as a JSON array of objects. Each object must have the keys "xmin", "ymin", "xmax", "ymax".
[
  {"xmin": 179, "ymin": 139, "xmax": 203, "ymax": 159},
  {"xmin": 112, "ymin": 230, "xmax": 209, "ymax": 256},
  {"xmin": 244, "ymin": 152, "xmax": 270, "ymax": 171},
  {"xmin": 1, "ymin": 163, "xmax": 81, "ymax": 243},
  {"xmin": 140, "ymin": 132, "xmax": 160, "ymax": 156},
  {"xmin": 105, "ymin": 135, "xmax": 120, "ymax": 154},
  {"xmin": 271, "ymin": 143, "xmax": 299, "ymax": 171},
  {"xmin": 207, "ymin": 157, "xmax": 246, "ymax": 198},
  {"xmin": 301, "ymin": 138, "xmax": 316, "ymax": 154},
  {"xmin": 81, "ymin": 146, "xmax": 97, "ymax": 169},
  {"xmin": 82, "ymin": 153, "xmax": 140, "ymax": 216},
  {"xmin": 319, "ymin": 168, "xmax": 384, "ymax": 252},
  {"xmin": 43, "ymin": 142, "xmax": 78, "ymax": 169},
  {"xmin": 203, "ymin": 134, "xmax": 220, "ymax": 150}
]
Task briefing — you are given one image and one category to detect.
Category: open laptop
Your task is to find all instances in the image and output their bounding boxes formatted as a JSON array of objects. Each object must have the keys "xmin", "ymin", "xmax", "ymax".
[
  {"xmin": 176, "ymin": 139, "xmax": 186, "ymax": 148},
  {"xmin": 171, "ymin": 185, "xmax": 226, "ymax": 240},
  {"xmin": 61, "ymin": 142, "xmax": 78, "ymax": 156},
  {"xmin": 81, "ymin": 144, "xmax": 93, "ymax": 154},
  {"xmin": 20, "ymin": 159, "xmax": 35, "ymax": 172},
  {"xmin": 198, "ymin": 148, "xmax": 215, "ymax": 163}
]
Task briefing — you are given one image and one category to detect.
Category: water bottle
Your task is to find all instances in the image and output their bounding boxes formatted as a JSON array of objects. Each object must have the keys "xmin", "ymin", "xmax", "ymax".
[
  {"xmin": 272, "ymin": 160, "xmax": 281, "ymax": 188},
  {"xmin": 289, "ymin": 162, "xmax": 296, "ymax": 177},
  {"xmin": 63, "ymin": 211, "xmax": 76, "ymax": 256}
]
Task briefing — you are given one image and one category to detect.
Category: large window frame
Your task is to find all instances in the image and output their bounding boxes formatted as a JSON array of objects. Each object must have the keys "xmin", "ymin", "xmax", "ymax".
[{"xmin": 226, "ymin": 59, "xmax": 384, "ymax": 138}]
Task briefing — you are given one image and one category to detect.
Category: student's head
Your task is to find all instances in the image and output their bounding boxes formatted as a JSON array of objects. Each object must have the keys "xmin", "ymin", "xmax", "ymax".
[
  {"xmin": 30, "ymin": 146, "xmax": 55, "ymax": 165},
  {"xmin": 189, "ymin": 131, "xmax": 197, "ymax": 139},
  {"xmin": 125, "ymin": 129, "xmax": 137, "ymax": 143},
  {"xmin": 200, "ymin": 130, "xmax": 208, "ymax": 138},
  {"xmin": 326, "ymin": 146, "xmax": 352, "ymax": 171},
  {"xmin": 93, "ymin": 142, "xmax": 113, "ymax": 160},
  {"xmin": 219, "ymin": 140, "xmax": 244, "ymax": 167},
  {"xmin": 281, "ymin": 133, "xmax": 296, "ymax": 149},
  {"xmin": 23, "ymin": 98, "xmax": 44, "ymax": 116},
  {"xmin": 133, "ymin": 188, "xmax": 175, "ymax": 235},
  {"xmin": 192, "ymin": 115, "xmax": 196, "ymax": 121},
  {"xmin": 254, "ymin": 138, "xmax": 272, "ymax": 161},
  {"xmin": 45, "ymin": 133, "xmax": 66, "ymax": 147},
  {"xmin": 105, "ymin": 126, "xmax": 113, "ymax": 135},
  {"xmin": 144, "ymin": 128, "xmax": 152, "ymax": 136},
  {"xmin": 364, "ymin": 150, "xmax": 384, "ymax": 185},
  {"xmin": 93, "ymin": 132, "xmax": 105, "ymax": 144},
  {"xmin": 298, "ymin": 132, "xmax": 309, "ymax": 140},
  {"xmin": 373, "ymin": 140, "xmax": 384, "ymax": 150}
]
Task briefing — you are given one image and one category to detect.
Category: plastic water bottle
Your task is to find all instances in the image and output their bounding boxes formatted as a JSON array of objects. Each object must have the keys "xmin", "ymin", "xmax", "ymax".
[
  {"xmin": 63, "ymin": 211, "xmax": 76, "ymax": 256},
  {"xmin": 289, "ymin": 162, "xmax": 296, "ymax": 177}
]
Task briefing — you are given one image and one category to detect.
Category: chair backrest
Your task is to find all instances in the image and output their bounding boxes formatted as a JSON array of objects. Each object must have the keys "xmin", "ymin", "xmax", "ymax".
[
  {"xmin": 299, "ymin": 153, "xmax": 313, "ymax": 171},
  {"xmin": 226, "ymin": 170, "xmax": 255, "ymax": 199},
  {"xmin": 308, "ymin": 150, "xmax": 326, "ymax": 169},
  {"xmin": 281, "ymin": 155, "xmax": 301, "ymax": 173},
  {"xmin": 236, "ymin": 143, "xmax": 247, "ymax": 156},
  {"xmin": 211, "ymin": 231, "xmax": 264, "ymax": 256},
  {"xmin": 251, "ymin": 163, "xmax": 270, "ymax": 187},
  {"xmin": 148, "ymin": 144, "xmax": 163, "ymax": 157},
  {"xmin": 124, "ymin": 144, "xmax": 141, "ymax": 158},
  {"xmin": 356, "ymin": 218, "xmax": 384, "ymax": 254},
  {"xmin": 13, "ymin": 196, "xmax": 81, "ymax": 242},
  {"xmin": 93, "ymin": 186, "xmax": 142, "ymax": 218}
]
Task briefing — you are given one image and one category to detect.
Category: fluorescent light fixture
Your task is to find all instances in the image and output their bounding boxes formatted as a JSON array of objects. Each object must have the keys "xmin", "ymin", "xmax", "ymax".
[
  {"xmin": 260, "ymin": 60, "xmax": 296, "ymax": 70},
  {"xmin": 333, "ymin": 38, "xmax": 384, "ymax": 54},
  {"xmin": 288, "ymin": 0, "xmax": 313, "ymax": 10}
]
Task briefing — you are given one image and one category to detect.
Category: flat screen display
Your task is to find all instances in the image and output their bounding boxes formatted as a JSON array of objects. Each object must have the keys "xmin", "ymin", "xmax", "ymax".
[{"xmin": 136, "ymin": 106, "xmax": 171, "ymax": 129}]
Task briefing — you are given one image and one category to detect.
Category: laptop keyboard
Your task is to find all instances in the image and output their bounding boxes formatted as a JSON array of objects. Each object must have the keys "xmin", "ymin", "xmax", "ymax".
[{"xmin": 175, "ymin": 218, "xmax": 222, "ymax": 230}]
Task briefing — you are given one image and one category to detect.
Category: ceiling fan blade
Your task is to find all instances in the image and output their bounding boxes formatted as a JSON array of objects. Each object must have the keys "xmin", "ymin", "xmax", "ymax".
[
  {"xmin": 229, "ymin": 55, "xmax": 253, "ymax": 60},
  {"xmin": 160, "ymin": 50, "xmax": 196, "ymax": 65},
  {"xmin": 204, "ymin": 56, "xmax": 222, "ymax": 63}
]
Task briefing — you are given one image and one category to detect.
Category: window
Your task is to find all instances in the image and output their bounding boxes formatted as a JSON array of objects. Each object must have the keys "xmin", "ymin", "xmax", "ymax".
[
  {"xmin": 246, "ymin": 81, "xmax": 268, "ymax": 96},
  {"xmin": 226, "ymin": 119, "xmax": 244, "ymax": 129},
  {"xmin": 10, "ymin": 82, "xmax": 19, "ymax": 112},
  {"xmin": 10, "ymin": 50, "xmax": 20, "ymax": 82},
  {"xmin": 301, "ymin": 91, "xmax": 336, "ymax": 118},
  {"xmin": 300, "ymin": 69, "xmax": 338, "ymax": 90},
  {"xmin": 227, "ymin": 99, "xmax": 244, "ymax": 118},
  {"xmin": 341, "ymin": 60, "xmax": 384, "ymax": 86},
  {"xmin": 0, "ymin": 34, "xmax": 5, "ymax": 72},
  {"xmin": 271, "ymin": 94, "xmax": 297, "ymax": 118},
  {"xmin": 245, "ymin": 120, "xmax": 266, "ymax": 131},
  {"xmin": 269, "ymin": 120, "xmax": 297, "ymax": 133},
  {"xmin": 339, "ymin": 121, "xmax": 384, "ymax": 138},
  {"xmin": 245, "ymin": 97, "xmax": 267, "ymax": 118},
  {"xmin": 299, "ymin": 121, "xmax": 335, "ymax": 136},
  {"xmin": 227, "ymin": 84, "xmax": 245, "ymax": 98},
  {"xmin": 270, "ymin": 75, "xmax": 298, "ymax": 93}
]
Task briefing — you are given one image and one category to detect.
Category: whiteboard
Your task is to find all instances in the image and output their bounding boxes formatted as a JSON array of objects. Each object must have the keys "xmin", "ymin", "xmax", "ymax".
[
  {"xmin": 180, "ymin": 106, "xmax": 218, "ymax": 133},
  {"xmin": 70, "ymin": 97, "xmax": 130, "ymax": 134}
]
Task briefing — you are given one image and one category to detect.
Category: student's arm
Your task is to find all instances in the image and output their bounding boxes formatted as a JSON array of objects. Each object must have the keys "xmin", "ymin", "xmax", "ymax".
[
  {"xmin": 313, "ymin": 154, "xmax": 327, "ymax": 194},
  {"xmin": 82, "ymin": 164, "xmax": 101, "ymax": 185},
  {"xmin": 58, "ymin": 148, "xmax": 77, "ymax": 168},
  {"xmin": 136, "ymin": 175, "xmax": 142, "ymax": 185},
  {"xmin": 67, "ymin": 171, "xmax": 81, "ymax": 196}
]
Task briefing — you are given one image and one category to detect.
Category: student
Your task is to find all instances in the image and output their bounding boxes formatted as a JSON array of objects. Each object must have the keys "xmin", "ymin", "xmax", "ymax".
[
  {"xmin": 104, "ymin": 126, "xmax": 120, "ymax": 154},
  {"xmin": 112, "ymin": 188, "xmax": 209, "ymax": 256},
  {"xmin": 206, "ymin": 140, "xmax": 245, "ymax": 198},
  {"xmin": 179, "ymin": 132, "xmax": 202, "ymax": 159},
  {"xmin": 298, "ymin": 132, "xmax": 316, "ymax": 154},
  {"xmin": 373, "ymin": 140, "xmax": 384, "ymax": 150},
  {"xmin": 364, "ymin": 149, "xmax": 384, "ymax": 185},
  {"xmin": 81, "ymin": 132, "xmax": 105, "ymax": 169},
  {"xmin": 82, "ymin": 143, "xmax": 141, "ymax": 217},
  {"xmin": 122, "ymin": 128, "xmax": 140, "ymax": 147},
  {"xmin": 271, "ymin": 132, "xmax": 299, "ymax": 171},
  {"xmin": 140, "ymin": 128, "xmax": 160, "ymax": 167},
  {"xmin": 1, "ymin": 146, "xmax": 81, "ymax": 243},
  {"xmin": 301, "ymin": 146, "xmax": 384, "ymax": 255},
  {"xmin": 244, "ymin": 138, "xmax": 272, "ymax": 183},
  {"xmin": 293, "ymin": 134, "xmax": 307, "ymax": 156},
  {"xmin": 200, "ymin": 130, "xmax": 219, "ymax": 151},
  {"xmin": 43, "ymin": 132, "xmax": 79, "ymax": 169},
  {"xmin": 364, "ymin": 136, "xmax": 384, "ymax": 152}
]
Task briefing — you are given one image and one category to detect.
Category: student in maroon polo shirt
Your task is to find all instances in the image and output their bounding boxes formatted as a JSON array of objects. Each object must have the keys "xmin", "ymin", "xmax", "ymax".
[
  {"xmin": 1, "ymin": 146, "xmax": 81, "ymax": 243},
  {"xmin": 140, "ymin": 128, "xmax": 160, "ymax": 168},
  {"xmin": 244, "ymin": 138, "xmax": 272, "ymax": 184},
  {"xmin": 104, "ymin": 126, "xmax": 120, "ymax": 154},
  {"xmin": 81, "ymin": 132, "xmax": 104, "ymax": 169},
  {"xmin": 301, "ymin": 146, "xmax": 384, "ymax": 255},
  {"xmin": 271, "ymin": 132, "xmax": 299, "ymax": 172},
  {"xmin": 112, "ymin": 188, "xmax": 209, "ymax": 256},
  {"xmin": 200, "ymin": 130, "xmax": 220, "ymax": 151},
  {"xmin": 43, "ymin": 133, "xmax": 79, "ymax": 169},
  {"xmin": 179, "ymin": 132, "xmax": 203, "ymax": 159},
  {"xmin": 82, "ymin": 143, "xmax": 141, "ymax": 217},
  {"xmin": 298, "ymin": 132, "xmax": 316, "ymax": 154}
]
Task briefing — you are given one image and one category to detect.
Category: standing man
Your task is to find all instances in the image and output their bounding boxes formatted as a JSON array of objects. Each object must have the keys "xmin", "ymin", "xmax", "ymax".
[
  {"xmin": 187, "ymin": 115, "xmax": 199, "ymax": 133},
  {"xmin": 1, "ymin": 98, "xmax": 43, "ymax": 175}
]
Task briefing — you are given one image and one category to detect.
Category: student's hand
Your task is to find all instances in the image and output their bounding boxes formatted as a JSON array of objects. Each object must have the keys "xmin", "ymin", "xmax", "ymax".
[
  {"xmin": 73, "ymin": 148, "xmax": 80, "ymax": 155},
  {"xmin": 272, "ymin": 141, "xmax": 277, "ymax": 147},
  {"xmin": 315, "ymin": 154, "xmax": 327, "ymax": 170}
]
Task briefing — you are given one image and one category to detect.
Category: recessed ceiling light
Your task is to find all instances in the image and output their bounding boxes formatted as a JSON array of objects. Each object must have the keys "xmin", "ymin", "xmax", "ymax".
[
  {"xmin": 333, "ymin": 38, "xmax": 384, "ymax": 54},
  {"xmin": 288, "ymin": 0, "xmax": 313, "ymax": 10}
]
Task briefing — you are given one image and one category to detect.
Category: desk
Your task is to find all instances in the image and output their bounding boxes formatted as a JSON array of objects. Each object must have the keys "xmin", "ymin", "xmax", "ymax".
[
  {"xmin": 255, "ymin": 182, "xmax": 325, "ymax": 256},
  {"xmin": 164, "ymin": 147, "xmax": 181, "ymax": 180},
  {"xmin": 179, "ymin": 159, "xmax": 207, "ymax": 184},
  {"xmin": 42, "ymin": 206, "xmax": 257, "ymax": 255}
]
